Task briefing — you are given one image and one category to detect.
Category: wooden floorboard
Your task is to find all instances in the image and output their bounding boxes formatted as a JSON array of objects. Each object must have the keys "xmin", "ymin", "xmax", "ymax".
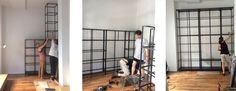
[
  {"xmin": 5, "ymin": 75, "xmax": 38, "ymax": 91},
  {"xmin": 83, "ymin": 72, "xmax": 154, "ymax": 91},
  {"xmin": 1, "ymin": 74, "xmax": 68, "ymax": 91},
  {"xmin": 168, "ymin": 71, "xmax": 230, "ymax": 91}
]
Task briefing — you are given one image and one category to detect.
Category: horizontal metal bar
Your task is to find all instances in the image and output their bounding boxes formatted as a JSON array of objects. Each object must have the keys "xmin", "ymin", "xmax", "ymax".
[
  {"xmin": 142, "ymin": 65, "xmax": 155, "ymax": 68},
  {"xmin": 45, "ymin": 21, "xmax": 58, "ymax": 24},
  {"xmin": 178, "ymin": 33, "xmax": 233, "ymax": 37},
  {"xmin": 177, "ymin": 25, "xmax": 233, "ymax": 28},
  {"xmin": 83, "ymin": 28, "xmax": 137, "ymax": 32},
  {"xmin": 179, "ymin": 43, "xmax": 234, "ymax": 45},
  {"xmin": 46, "ymin": 30, "xmax": 58, "ymax": 32},
  {"xmin": 83, "ymin": 57, "xmax": 125, "ymax": 61},
  {"xmin": 176, "ymin": 7, "xmax": 233, "ymax": 12},
  {"xmin": 83, "ymin": 39, "xmax": 135, "ymax": 41},
  {"xmin": 177, "ymin": 16, "xmax": 233, "ymax": 20}
]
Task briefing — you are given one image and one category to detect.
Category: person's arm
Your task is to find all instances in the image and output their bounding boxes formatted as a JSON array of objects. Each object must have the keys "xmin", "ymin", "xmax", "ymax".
[
  {"xmin": 38, "ymin": 38, "xmax": 48, "ymax": 51},
  {"xmin": 224, "ymin": 32, "xmax": 232, "ymax": 43},
  {"xmin": 144, "ymin": 48, "xmax": 149, "ymax": 63},
  {"xmin": 143, "ymin": 39, "xmax": 149, "ymax": 62},
  {"xmin": 218, "ymin": 44, "xmax": 221, "ymax": 51}
]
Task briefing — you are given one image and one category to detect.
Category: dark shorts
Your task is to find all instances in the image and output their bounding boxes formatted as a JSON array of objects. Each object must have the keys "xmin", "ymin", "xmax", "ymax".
[
  {"xmin": 133, "ymin": 58, "xmax": 145, "ymax": 64},
  {"xmin": 125, "ymin": 58, "xmax": 144, "ymax": 70}
]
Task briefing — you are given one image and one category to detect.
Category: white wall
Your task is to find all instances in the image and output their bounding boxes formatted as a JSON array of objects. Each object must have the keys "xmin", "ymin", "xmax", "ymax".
[
  {"xmin": 1, "ymin": 0, "xmax": 57, "ymax": 74},
  {"xmin": 58, "ymin": 0, "xmax": 70, "ymax": 86},
  {"xmin": 2, "ymin": 7, "xmax": 45, "ymax": 74},
  {"xmin": 83, "ymin": 0, "xmax": 138, "ymax": 30},
  {"xmin": 166, "ymin": 0, "xmax": 177, "ymax": 71},
  {"xmin": 136, "ymin": 0, "xmax": 155, "ymax": 29}
]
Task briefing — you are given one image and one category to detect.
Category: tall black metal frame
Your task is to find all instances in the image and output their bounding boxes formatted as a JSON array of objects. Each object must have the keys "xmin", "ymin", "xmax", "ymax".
[
  {"xmin": 45, "ymin": 3, "xmax": 58, "ymax": 38},
  {"xmin": 137, "ymin": 26, "xmax": 155, "ymax": 91},
  {"xmin": 176, "ymin": 7, "xmax": 234, "ymax": 71}
]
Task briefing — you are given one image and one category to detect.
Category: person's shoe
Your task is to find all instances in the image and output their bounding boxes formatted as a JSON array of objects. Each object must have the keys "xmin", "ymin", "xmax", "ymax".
[{"xmin": 50, "ymin": 76, "xmax": 55, "ymax": 81}]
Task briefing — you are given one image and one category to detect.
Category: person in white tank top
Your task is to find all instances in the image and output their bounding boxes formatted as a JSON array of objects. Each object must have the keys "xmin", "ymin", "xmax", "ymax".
[
  {"xmin": 131, "ymin": 30, "xmax": 149, "ymax": 79},
  {"xmin": 49, "ymin": 33, "xmax": 58, "ymax": 80}
]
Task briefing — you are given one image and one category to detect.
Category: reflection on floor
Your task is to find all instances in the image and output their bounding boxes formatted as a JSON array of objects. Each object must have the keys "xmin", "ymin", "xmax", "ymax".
[{"xmin": 168, "ymin": 71, "xmax": 230, "ymax": 91}]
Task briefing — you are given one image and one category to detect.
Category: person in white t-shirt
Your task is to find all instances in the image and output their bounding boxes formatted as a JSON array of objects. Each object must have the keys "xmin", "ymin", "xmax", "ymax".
[
  {"xmin": 49, "ymin": 33, "xmax": 58, "ymax": 80},
  {"xmin": 131, "ymin": 30, "xmax": 149, "ymax": 79},
  {"xmin": 115, "ymin": 30, "xmax": 149, "ymax": 79}
]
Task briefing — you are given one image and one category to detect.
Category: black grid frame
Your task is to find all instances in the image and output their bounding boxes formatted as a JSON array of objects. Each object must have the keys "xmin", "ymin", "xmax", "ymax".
[
  {"xmin": 176, "ymin": 7, "xmax": 234, "ymax": 71},
  {"xmin": 82, "ymin": 28, "xmax": 136, "ymax": 75},
  {"xmin": 45, "ymin": 3, "xmax": 58, "ymax": 38}
]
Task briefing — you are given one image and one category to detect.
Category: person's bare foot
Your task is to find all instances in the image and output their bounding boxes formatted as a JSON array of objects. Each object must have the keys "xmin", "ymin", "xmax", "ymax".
[
  {"xmin": 222, "ymin": 72, "xmax": 225, "ymax": 76},
  {"xmin": 41, "ymin": 76, "xmax": 43, "ymax": 79}
]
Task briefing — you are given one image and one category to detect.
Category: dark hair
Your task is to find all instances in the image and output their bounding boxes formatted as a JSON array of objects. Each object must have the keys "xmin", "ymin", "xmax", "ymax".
[
  {"xmin": 135, "ymin": 30, "xmax": 142, "ymax": 35},
  {"xmin": 55, "ymin": 39, "xmax": 58, "ymax": 45},
  {"xmin": 219, "ymin": 37, "xmax": 224, "ymax": 44}
]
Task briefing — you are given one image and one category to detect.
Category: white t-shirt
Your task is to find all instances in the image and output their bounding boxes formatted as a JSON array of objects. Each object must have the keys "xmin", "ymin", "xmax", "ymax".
[
  {"xmin": 134, "ymin": 38, "xmax": 148, "ymax": 60},
  {"xmin": 49, "ymin": 39, "xmax": 58, "ymax": 58}
]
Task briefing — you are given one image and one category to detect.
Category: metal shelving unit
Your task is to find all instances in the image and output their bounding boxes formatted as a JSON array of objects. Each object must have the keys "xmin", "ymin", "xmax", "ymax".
[
  {"xmin": 24, "ymin": 39, "xmax": 51, "ymax": 75},
  {"xmin": 176, "ymin": 7, "xmax": 234, "ymax": 71},
  {"xmin": 82, "ymin": 28, "xmax": 136, "ymax": 75}
]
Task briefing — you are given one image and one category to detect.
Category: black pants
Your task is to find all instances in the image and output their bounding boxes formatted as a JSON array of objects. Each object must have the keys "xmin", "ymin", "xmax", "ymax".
[{"xmin": 50, "ymin": 56, "xmax": 58, "ymax": 76}]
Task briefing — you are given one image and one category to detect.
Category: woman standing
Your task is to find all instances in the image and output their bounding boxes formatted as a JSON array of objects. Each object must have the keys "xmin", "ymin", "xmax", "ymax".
[
  {"xmin": 37, "ymin": 38, "xmax": 48, "ymax": 79},
  {"xmin": 218, "ymin": 32, "xmax": 232, "ymax": 75}
]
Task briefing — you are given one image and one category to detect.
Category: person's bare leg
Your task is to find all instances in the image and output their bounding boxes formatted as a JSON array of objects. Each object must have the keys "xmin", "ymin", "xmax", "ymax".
[
  {"xmin": 132, "ymin": 61, "xmax": 137, "ymax": 75},
  {"xmin": 222, "ymin": 61, "xmax": 225, "ymax": 74},
  {"xmin": 141, "ymin": 64, "xmax": 145, "ymax": 77},
  {"xmin": 41, "ymin": 60, "xmax": 45, "ymax": 79},
  {"xmin": 40, "ymin": 61, "xmax": 43, "ymax": 79},
  {"xmin": 226, "ymin": 55, "xmax": 231, "ymax": 73},
  {"xmin": 38, "ymin": 61, "xmax": 41, "ymax": 78}
]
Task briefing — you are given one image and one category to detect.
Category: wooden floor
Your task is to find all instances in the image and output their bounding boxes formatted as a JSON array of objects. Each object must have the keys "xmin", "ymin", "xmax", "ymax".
[
  {"xmin": 3, "ymin": 74, "xmax": 64, "ymax": 91},
  {"xmin": 5, "ymin": 75, "xmax": 38, "ymax": 91},
  {"xmin": 168, "ymin": 71, "xmax": 231, "ymax": 91},
  {"xmin": 83, "ymin": 72, "xmax": 150, "ymax": 91}
]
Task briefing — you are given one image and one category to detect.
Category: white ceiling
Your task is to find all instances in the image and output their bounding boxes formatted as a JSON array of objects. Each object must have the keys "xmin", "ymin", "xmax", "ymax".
[{"xmin": 0, "ymin": 0, "xmax": 57, "ymax": 8}]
